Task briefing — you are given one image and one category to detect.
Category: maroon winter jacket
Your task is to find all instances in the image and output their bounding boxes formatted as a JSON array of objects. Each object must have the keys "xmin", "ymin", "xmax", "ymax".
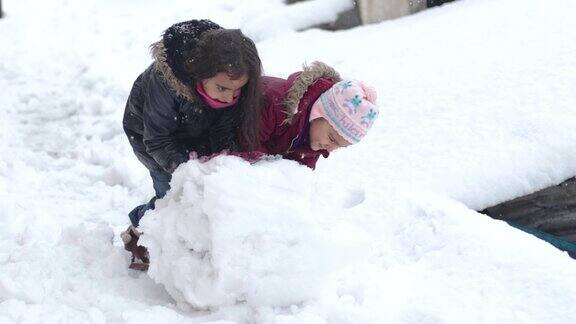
[{"xmin": 256, "ymin": 62, "xmax": 342, "ymax": 169}]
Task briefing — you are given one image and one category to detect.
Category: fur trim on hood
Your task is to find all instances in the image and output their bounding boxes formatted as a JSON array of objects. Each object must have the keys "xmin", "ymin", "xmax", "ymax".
[
  {"xmin": 283, "ymin": 61, "xmax": 342, "ymax": 124},
  {"xmin": 149, "ymin": 40, "xmax": 198, "ymax": 102}
]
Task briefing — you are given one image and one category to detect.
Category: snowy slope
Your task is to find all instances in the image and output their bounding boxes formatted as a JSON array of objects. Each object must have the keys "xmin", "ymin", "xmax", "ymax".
[{"xmin": 1, "ymin": 0, "xmax": 576, "ymax": 323}]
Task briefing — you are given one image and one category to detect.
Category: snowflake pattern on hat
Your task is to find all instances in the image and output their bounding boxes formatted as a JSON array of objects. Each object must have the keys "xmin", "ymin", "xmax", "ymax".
[
  {"xmin": 361, "ymin": 109, "xmax": 378, "ymax": 127},
  {"xmin": 337, "ymin": 80, "xmax": 353, "ymax": 94},
  {"xmin": 344, "ymin": 95, "xmax": 363, "ymax": 114}
]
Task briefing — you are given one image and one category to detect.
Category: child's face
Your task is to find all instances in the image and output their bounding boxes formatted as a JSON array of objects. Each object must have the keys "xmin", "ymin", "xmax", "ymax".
[
  {"xmin": 309, "ymin": 118, "xmax": 351, "ymax": 152},
  {"xmin": 201, "ymin": 72, "xmax": 249, "ymax": 103}
]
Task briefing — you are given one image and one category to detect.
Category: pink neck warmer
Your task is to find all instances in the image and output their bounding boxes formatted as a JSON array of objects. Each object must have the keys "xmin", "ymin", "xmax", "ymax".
[{"xmin": 196, "ymin": 83, "xmax": 239, "ymax": 109}]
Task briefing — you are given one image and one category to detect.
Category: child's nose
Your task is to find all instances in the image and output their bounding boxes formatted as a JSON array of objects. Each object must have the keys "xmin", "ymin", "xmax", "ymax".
[{"xmin": 223, "ymin": 93, "xmax": 234, "ymax": 103}]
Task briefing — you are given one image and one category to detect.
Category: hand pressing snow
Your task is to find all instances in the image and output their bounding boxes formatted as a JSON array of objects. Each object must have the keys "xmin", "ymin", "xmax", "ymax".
[{"xmin": 188, "ymin": 150, "xmax": 270, "ymax": 164}]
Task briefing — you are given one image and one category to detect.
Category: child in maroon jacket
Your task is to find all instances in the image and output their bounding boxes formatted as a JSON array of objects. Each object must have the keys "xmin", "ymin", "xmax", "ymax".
[{"xmin": 256, "ymin": 61, "xmax": 379, "ymax": 169}]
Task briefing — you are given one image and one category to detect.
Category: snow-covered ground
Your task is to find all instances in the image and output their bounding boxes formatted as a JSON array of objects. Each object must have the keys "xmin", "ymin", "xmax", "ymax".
[{"xmin": 1, "ymin": 0, "xmax": 576, "ymax": 323}]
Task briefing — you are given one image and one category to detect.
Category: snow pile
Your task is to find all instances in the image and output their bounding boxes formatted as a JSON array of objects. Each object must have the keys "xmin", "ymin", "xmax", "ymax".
[
  {"xmin": 140, "ymin": 156, "xmax": 576, "ymax": 321},
  {"xmin": 140, "ymin": 157, "xmax": 370, "ymax": 308},
  {"xmin": 240, "ymin": 0, "xmax": 354, "ymax": 41}
]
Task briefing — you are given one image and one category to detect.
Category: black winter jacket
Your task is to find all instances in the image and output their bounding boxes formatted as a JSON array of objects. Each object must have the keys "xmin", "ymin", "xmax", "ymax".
[{"xmin": 123, "ymin": 20, "xmax": 240, "ymax": 173}]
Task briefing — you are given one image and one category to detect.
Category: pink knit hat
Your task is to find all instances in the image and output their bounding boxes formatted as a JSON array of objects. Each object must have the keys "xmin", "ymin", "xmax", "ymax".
[{"xmin": 309, "ymin": 80, "xmax": 379, "ymax": 144}]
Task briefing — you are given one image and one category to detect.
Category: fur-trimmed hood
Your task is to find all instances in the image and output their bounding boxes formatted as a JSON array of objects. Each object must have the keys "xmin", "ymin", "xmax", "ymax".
[
  {"xmin": 149, "ymin": 40, "xmax": 198, "ymax": 102},
  {"xmin": 147, "ymin": 19, "xmax": 222, "ymax": 103},
  {"xmin": 283, "ymin": 61, "xmax": 342, "ymax": 124}
]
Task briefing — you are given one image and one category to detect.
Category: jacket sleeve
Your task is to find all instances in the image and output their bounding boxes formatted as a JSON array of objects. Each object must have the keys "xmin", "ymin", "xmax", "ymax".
[
  {"xmin": 142, "ymin": 70, "xmax": 188, "ymax": 173},
  {"xmin": 283, "ymin": 149, "xmax": 323, "ymax": 170},
  {"xmin": 300, "ymin": 155, "xmax": 320, "ymax": 170},
  {"xmin": 256, "ymin": 98, "xmax": 277, "ymax": 155},
  {"xmin": 208, "ymin": 108, "xmax": 240, "ymax": 154}
]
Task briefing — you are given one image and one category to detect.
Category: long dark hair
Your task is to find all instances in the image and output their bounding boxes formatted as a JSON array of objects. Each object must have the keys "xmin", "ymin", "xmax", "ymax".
[{"xmin": 185, "ymin": 29, "xmax": 263, "ymax": 151}]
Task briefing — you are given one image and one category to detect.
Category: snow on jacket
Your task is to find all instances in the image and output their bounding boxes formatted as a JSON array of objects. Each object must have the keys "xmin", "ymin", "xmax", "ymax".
[
  {"xmin": 123, "ymin": 20, "xmax": 241, "ymax": 173},
  {"xmin": 258, "ymin": 62, "xmax": 342, "ymax": 169}
]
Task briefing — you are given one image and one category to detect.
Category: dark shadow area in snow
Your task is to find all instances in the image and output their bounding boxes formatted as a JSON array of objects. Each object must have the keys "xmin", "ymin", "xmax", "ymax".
[{"xmin": 481, "ymin": 177, "xmax": 576, "ymax": 257}]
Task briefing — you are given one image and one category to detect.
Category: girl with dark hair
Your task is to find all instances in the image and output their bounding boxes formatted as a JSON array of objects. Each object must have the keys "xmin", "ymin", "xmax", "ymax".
[{"xmin": 121, "ymin": 19, "xmax": 262, "ymax": 270}]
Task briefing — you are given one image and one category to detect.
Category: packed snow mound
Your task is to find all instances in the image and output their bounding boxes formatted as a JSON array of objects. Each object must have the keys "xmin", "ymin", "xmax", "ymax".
[
  {"xmin": 140, "ymin": 156, "xmax": 576, "ymax": 320},
  {"xmin": 140, "ymin": 156, "xmax": 371, "ymax": 308}
]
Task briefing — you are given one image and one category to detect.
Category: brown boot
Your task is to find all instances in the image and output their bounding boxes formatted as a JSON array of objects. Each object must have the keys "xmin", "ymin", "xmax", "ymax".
[{"xmin": 121, "ymin": 225, "xmax": 150, "ymax": 271}]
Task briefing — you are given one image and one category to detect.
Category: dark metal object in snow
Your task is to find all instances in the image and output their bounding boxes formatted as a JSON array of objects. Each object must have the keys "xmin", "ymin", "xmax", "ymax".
[
  {"xmin": 427, "ymin": 0, "xmax": 456, "ymax": 8},
  {"xmin": 318, "ymin": 7, "xmax": 362, "ymax": 31},
  {"xmin": 0, "ymin": 0, "xmax": 3, "ymax": 18},
  {"xmin": 482, "ymin": 177, "xmax": 576, "ymax": 243}
]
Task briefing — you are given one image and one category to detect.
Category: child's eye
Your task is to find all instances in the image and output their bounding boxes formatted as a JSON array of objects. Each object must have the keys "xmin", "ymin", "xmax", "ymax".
[{"xmin": 217, "ymin": 86, "xmax": 226, "ymax": 92}]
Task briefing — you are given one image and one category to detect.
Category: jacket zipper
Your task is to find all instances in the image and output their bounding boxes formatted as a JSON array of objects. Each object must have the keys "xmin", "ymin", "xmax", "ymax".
[{"xmin": 286, "ymin": 134, "xmax": 299, "ymax": 153}]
